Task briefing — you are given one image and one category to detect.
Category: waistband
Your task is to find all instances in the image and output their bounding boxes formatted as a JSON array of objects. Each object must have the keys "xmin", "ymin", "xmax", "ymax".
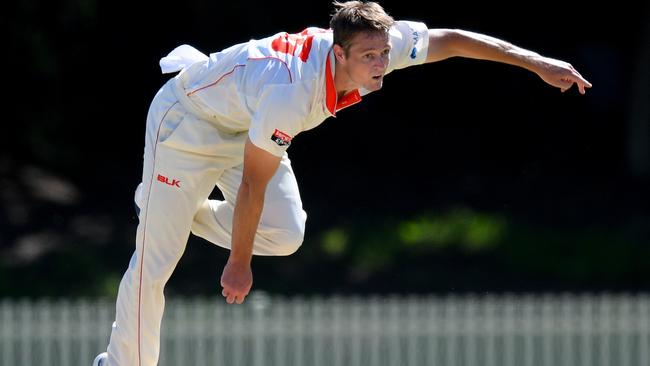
[{"xmin": 169, "ymin": 75, "xmax": 241, "ymax": 135}]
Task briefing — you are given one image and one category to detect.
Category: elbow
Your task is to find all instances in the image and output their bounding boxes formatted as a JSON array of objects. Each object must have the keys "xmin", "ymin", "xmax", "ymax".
[
  {"xmin": 439, "ymin": 29, "xmax": 465, "ymax": 55},
  {"xmin": 427, "ymin": 29, "xmax": 463, "ymax": 62}
]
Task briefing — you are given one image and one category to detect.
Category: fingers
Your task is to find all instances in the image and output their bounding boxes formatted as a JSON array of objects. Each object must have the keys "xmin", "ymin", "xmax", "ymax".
[
  {"xmin": 551, "ymin": 62, "xmax": 591, "ymax": 94},
  {"xmin": 221, "ymin": 286, "xmax": 249, "ymax": 304},
  {"xmin": 573, "ymin": 75, "xmax": 592, "ymax": 95},
  {"xmin": 559, "ymin": 77, "xmax": 573, "ymax": 93},
  {"xmin": 221, "ymin": 288, "xmax": 232, "ymax": 304},
  {"xmin": 220, "ymin": 264, "xmax": 252, "ymax": 304},
  {"xmin": 568, "ymin": 78, "xmax": 592, "ymax": 95},
  {"xmin": 569, "ymin": 66, "xmax": 592, "ymax": 86},
  {"xmin": 559, "ymin": 73, "xmax": 592, "ymax": 94},
  {"xmin": 567, "ymin": 65, "xmax": 592, "ymax": 94}
]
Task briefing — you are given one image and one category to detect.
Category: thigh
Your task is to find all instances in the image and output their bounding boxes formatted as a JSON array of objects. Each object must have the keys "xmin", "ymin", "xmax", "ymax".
[
  {"xmin": 216, "ymin": 154, "xmax": 306, "ymax": 229},
  {"xmin": 136, "ymin": 86, "xmax": 227, "ymax": 275},
  {"xmin": 137, "ymin": 145, "xmax": 222, "ymax": 279}
]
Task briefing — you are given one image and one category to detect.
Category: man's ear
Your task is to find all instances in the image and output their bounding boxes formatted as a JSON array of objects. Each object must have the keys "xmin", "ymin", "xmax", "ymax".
[{"xmin": 333, "ymin": 44, "xmax": 346, "ymax": 63}]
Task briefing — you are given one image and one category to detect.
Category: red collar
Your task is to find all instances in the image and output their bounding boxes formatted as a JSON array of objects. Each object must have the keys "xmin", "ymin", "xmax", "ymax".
[{"xmin": 325, "ymin": 52, "xmax": 362, "ymax": 116}]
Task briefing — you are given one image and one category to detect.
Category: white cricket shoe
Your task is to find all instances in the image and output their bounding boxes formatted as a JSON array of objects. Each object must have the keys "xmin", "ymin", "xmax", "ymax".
[{"xmin": 92, "ymin": 352, "xmax": 107, "ymax": 366}]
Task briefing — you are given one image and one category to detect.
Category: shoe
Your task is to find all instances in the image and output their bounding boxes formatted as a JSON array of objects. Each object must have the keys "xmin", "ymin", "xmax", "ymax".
[{"xmin": 92, "ymin": 352, "xmax": 107, "ymax": 366}]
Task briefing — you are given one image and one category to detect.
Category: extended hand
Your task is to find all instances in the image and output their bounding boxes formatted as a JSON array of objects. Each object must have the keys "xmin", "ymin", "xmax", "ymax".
[
  {"xmin": 220, "ymin": 259, "xmax": 253, "ymax": 304},
  {"xmin": 535, "ymin": 56, "xmax": 592, "ymax": 94}
]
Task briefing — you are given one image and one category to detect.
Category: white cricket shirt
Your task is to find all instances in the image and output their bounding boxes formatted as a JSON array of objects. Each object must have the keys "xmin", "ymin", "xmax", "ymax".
[{"xmin": 161, "ymin": 20, "xmax": 429, "ymax": 157}]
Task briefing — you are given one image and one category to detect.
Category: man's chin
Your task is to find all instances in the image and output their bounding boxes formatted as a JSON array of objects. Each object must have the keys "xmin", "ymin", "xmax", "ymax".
[{"xmin": 365, "ymin": 80, "xmax": 383, "ymax": 91}]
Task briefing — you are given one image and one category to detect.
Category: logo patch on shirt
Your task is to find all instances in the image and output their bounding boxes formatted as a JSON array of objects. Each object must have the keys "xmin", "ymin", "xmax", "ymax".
[
  {"xmin": 410, "ymin": 28, "xmax": 419, "ymax": 59},
  {"xmin": 271, "ymin": 129, "xmax": 292, "ymax": 146}
]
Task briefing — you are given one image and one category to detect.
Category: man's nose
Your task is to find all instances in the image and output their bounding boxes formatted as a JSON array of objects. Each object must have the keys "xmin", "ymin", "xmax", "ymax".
[{"xmin": 375, "ymin": 57, "xmax": 388, "ymax": 70}]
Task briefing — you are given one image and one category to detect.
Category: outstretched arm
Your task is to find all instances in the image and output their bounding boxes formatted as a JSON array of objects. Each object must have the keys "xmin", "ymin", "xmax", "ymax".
[{"xmin": 425, "ymin": 29, "xmax": 592, "ymax": 94}]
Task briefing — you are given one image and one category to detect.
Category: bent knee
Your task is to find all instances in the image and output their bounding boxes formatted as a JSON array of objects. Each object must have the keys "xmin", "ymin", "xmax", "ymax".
[
  {"xmin": 258, "ymin": 218, "xmax": 306, "ymax": 256},
  {"xmin": 258, "ymin": 209, "xmax": 306, "ymax": 255},
  {"xmin": 270, "ymin": 228, "xmax": 304, "ymax": 256}
]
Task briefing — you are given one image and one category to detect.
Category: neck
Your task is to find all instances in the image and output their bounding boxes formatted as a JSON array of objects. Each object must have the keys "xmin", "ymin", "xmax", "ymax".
[{"xmin": 333, "ymin": 57, "xmax": 355, "ymax": 99}]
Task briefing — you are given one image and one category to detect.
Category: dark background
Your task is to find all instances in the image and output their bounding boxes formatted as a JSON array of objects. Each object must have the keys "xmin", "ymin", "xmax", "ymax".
[{"xmin": 2, "ymin": 0, "xmax": 649, "ymax": 298}]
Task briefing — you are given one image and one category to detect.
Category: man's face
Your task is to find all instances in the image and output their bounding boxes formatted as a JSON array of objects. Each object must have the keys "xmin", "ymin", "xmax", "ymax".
[{"xmin": 338, "ymin": 31, "xmax": 391, "ymax": 92}]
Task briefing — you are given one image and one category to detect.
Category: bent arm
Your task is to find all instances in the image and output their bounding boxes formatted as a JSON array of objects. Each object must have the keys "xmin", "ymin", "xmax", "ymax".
[
  {"xmin": 220, "ymin": 138, "xmax": 281, "ymax": 304},
  {"xmin": 425, "ymin": 28, "xmax": 592, "ymax": 94}
]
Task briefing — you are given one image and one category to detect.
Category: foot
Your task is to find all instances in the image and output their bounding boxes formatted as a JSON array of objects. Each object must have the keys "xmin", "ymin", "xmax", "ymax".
[{"xmin": 92, "ymin": 352, "xmax": 107, "ymax": 366}]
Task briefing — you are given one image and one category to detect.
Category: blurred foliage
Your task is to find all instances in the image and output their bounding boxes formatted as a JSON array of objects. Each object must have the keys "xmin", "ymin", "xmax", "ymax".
[
  {"xmin": 397, "ymin": 208, "xmax": 506, "ymax": 251},
  {"xmin": 2, "ymin": 199, "xmax": 648, "ymax": 298},
  {"xmin": 321, "ymin": 228, "xmax": 349, "ymax": 256},
  {"xmin": 304, "ymin": 206, "xmax": 650, "ymax": 294}
]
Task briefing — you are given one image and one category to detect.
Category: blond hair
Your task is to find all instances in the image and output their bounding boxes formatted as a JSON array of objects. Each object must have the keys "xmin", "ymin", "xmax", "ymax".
[{"xmin": 329, "ymin": 1, "xmax": 394, "ymax": 53}]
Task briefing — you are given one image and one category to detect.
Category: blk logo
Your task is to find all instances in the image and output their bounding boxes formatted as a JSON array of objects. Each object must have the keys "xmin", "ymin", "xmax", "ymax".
[{"xmin": 157, "ymin": 174, "xmax": 181, "ymax": 188}]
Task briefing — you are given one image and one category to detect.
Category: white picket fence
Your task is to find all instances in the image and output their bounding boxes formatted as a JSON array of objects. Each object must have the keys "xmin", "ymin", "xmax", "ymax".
[{"xmin": 1, "ymin": 293, "xmax": 649, "ymax": 366}]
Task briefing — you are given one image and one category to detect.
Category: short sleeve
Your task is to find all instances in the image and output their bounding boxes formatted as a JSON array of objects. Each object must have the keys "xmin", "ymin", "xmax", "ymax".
[
  {"xmin": 386, "ymin": 20, "xmax": 429, "ymax": 74},
  {"xmin": 248, "ymin": 84, "xmax": 309, "ymax": 157}
]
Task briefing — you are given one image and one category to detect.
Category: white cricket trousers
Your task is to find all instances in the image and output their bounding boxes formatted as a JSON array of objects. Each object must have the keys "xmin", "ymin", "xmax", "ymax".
[{"xmin": 105, "ymin": 78, "xmax": 307, "ymax": 366}]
